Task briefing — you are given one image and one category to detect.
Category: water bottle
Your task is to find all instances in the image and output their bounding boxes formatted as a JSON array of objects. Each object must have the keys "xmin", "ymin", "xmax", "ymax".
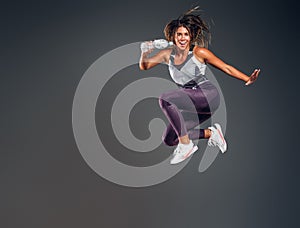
[{"xmin": 140, "ymin": 39, "xmax": 173, "ymax": 52}]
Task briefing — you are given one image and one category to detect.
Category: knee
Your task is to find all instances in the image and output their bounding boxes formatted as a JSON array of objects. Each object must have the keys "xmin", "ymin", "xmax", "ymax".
[
  {"xmin": 159, "ymin": 94, "xmax": 171, "ymax": 110},
  {"xmin": 209, "ymin": 95, "xmax": 220, "ymax": 112}
]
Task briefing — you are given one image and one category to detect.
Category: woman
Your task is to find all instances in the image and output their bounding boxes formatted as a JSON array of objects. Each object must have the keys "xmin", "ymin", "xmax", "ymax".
[{"xmin": 139, "ymin": 7, "xmax": 260, "ymax": 164}]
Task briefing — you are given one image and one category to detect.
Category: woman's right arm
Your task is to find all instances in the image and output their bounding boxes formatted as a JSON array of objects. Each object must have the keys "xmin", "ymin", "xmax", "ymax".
[{"xmin": 139, "ymin": 44, "xmax": 171, "ymax": 70}]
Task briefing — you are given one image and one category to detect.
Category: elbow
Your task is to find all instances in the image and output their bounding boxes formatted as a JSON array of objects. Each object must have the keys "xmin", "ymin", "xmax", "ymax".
[
  {"xmin": 139, "ymin": 63, "xmax": 149, "ymax": 70},
  {"xmin": 139, "ymin": 65, "xmax": 146, "ymax": 71}
]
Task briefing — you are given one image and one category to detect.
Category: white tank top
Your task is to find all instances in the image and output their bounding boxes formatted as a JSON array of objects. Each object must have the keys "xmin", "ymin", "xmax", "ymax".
[{"xmin": 168, "ymin": 51, "xmax": 207, "ymax": 85}]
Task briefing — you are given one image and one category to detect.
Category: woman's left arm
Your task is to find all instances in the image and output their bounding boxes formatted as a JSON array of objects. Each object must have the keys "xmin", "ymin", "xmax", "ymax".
[{"xmin": 193, "ymin": 47, "xmax": 260, "ymax": 85}]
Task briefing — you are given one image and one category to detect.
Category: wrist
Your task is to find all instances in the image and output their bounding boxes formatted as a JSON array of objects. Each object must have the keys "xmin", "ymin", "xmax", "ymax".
[{"xmin": 244, "ymin": 76, "xmax": 250, "ymax": 83}]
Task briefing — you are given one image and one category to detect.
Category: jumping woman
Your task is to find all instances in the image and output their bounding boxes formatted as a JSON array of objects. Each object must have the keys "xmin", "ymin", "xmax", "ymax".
[{"xmin": 139, "ymin": 7, "xmax": 260, "ymax": 164}]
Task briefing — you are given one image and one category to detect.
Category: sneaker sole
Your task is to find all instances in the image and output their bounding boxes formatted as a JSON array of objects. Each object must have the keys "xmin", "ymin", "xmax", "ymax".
[{"xmin": 214, "ymin": 123, "xmax": 227, "ymax": 153}]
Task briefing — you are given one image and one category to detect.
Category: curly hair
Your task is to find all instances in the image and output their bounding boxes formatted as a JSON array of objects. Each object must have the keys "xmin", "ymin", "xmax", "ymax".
[{"xmin": 164, "ymin": 6, "xmax": 211, "ymax": 48}]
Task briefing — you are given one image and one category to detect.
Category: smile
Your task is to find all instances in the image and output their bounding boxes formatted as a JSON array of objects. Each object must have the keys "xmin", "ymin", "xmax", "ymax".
[{"xmin": 178, "ymin": 41, "xmax": 187, "ymax": 45}]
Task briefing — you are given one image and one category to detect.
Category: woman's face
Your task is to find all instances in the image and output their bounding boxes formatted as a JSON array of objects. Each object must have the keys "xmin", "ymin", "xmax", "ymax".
[{"xmin": 174, "ymin": 26, "xmax": 191, "ymax": 51}]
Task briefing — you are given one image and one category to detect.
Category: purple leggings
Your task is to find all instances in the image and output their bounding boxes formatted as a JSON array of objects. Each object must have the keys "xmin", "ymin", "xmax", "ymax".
[{"xmin": 159, "ymin": 81, "xmax": 220, "ymax": 146}]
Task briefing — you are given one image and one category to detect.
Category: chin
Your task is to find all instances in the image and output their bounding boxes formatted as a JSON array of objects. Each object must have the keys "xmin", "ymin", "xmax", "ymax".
[{"xmin": 176, "ymin": 45, "xmax": 187, "ymax": 50}]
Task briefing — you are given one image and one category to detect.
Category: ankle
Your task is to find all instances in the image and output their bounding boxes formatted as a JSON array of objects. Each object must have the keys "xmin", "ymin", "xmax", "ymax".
[
  {"xmin": 179, "ymin": 135, "xmax": 190, "ymax": 144},
  {"xmin": 204, "ymin": 129, "xmax": 212, "ymax": 139}
]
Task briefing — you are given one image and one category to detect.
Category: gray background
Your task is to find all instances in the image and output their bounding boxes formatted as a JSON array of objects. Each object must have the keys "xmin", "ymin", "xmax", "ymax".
[{"xmin": 1, "ymin": 0, "xmax": 299, "ymax": 227}]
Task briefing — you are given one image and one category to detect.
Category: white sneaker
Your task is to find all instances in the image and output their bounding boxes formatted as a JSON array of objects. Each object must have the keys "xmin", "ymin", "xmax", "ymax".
[
  {"xmin": 170, "ymin": 141, "xmax": 198, "ymax": 165},
  {"xmin": 208, "ymin": 123, "xmax": 227, "ymax": 153}
]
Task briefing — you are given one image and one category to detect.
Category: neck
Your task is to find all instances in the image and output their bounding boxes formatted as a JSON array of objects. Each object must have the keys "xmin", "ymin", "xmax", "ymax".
[{"xmin": 175, "ymin": 48, "xmax": 189, "ymax": 57}]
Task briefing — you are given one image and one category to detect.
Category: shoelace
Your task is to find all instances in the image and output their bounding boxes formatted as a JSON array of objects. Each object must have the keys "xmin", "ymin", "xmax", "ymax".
[
  {"xmin": 208, "ymin": 138, "xmax": 217, "ymax": 147},
  {"xmin": 174, "ymin": 143, "xmax": 193, "ymax": 155},
  {"xmin": 173, "ymin": 145, "xmax": 183, "ymax": 155},
  {"xmin": 208, "ymin": 133, "xmax": 224, "ymax": 147}
]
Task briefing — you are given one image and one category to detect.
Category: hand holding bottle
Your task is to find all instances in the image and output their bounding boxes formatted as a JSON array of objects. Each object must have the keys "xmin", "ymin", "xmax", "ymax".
[{"xmin": 140, "ymin": 39, "xmax": 173, "ymax": 53}]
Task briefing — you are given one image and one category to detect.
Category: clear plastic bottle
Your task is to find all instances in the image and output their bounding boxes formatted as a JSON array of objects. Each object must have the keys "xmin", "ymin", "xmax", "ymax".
[{"xmin": 140, "ymin": 39, "xmax": 173, "ymax": 52}]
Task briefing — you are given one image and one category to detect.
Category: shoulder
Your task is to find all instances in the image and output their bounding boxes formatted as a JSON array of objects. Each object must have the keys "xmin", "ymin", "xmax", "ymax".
[
  {"xmin": 193, "ymin": 46, "xmax": 211, "ymax": 63},
  {"xmin": 193, "ymin": 46, "xmax": 217, "ymax": 63},
  {"xmin": 193, "ymin": 46, "xmax": 213, "ymax": 57}
]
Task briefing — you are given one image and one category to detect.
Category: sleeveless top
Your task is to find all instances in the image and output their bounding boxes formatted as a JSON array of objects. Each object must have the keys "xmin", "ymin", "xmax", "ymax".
[{"xmin": 168, "ymin": 51, "xmax": 208, "ymax": 85}]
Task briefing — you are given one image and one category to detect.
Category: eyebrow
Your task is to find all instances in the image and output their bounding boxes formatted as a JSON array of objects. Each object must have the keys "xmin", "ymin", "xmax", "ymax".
[{"xmin": 176, "ymin": 32, "xmax": 189, "ymax": 35}]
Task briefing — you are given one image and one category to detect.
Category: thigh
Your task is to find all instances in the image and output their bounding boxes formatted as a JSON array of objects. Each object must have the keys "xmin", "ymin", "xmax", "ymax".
[
  {"xmin": 197, "ymin": 82, "xmax": 220, "ymax": 113},
  {"xmin": 160, "ymin": 88, "xmax": 206, "ymax": 113}
]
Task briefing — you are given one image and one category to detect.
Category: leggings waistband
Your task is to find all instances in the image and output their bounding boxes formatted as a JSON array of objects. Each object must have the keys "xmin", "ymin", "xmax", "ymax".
[{"xmin": 177, "ymin": 77, "xmax": 208, "ymax": 89}]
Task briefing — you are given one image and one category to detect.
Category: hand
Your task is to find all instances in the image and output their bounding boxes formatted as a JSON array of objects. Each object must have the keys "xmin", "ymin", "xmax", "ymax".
[
  {"xmin": 140, "ymin": 41, "xmax": 154, "ymax": 54},
  {"xmin": 245, "ymin": 69, "xmax": 260, "ymax": 86}
]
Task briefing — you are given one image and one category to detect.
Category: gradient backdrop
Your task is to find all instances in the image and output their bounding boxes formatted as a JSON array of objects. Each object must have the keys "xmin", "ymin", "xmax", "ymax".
[{"xmin": 1, "ymin": 0, "xmax": 299, "ymax": 227}]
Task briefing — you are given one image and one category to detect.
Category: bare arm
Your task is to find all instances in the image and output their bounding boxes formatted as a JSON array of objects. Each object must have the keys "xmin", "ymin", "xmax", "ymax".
[
  {"xmin": 193, "ymin": 47, "xmax": 260, "ymax": 85},
  {"xmin": 139, "ymin": 42, "xmax": 172, "ymax": 70}
]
